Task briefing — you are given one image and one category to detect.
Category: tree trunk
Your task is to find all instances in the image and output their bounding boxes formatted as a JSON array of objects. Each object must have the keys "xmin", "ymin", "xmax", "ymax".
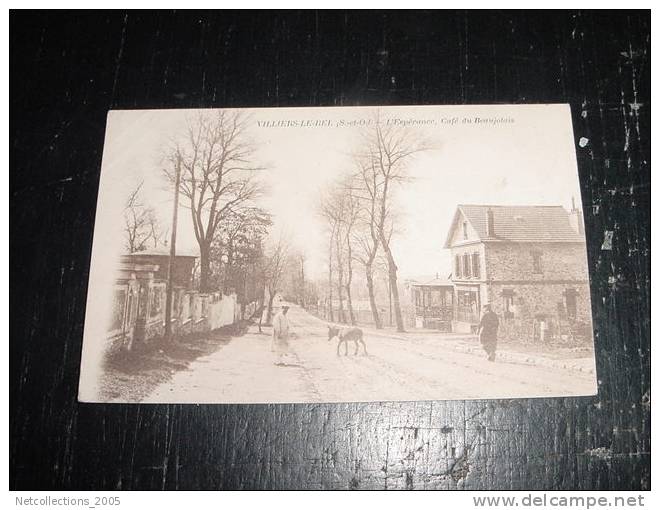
[
  {"xmin": 345, "ymin": 283, "xmax": 356, "ymax": 325},
  {"xmin": 266, "ymin": 289, "xmax": 276, "ymax": 326},
  {"xmin": 335, "ymin": 230, "xmax": 346, "ymax": 323},
  {"xmin": 337, "ymin": 293, "xmax": 346, "ymax": 323},
  {"xmin": 199, "ymin": 242, "xmax": 212, "ymax": 293},
  {"xmin": 224, "ymin": 242, "xmax": 235, "ymax": 291},
  {"xmin": 328, "ymin": 241, "xmax": 334, "ymax": 322},
  {"xmin": 257, "ymin": 302, "xmax": 264, "ymax": 333},
  {"xmin": 345, "ymin": 236, "xmax": 356, "ymax": 325},
  {"xmin": 382, "ymin": 246, "xmax": 405, "ymax": 332},
  {"xmin": 300, "ymin": 257, "xmax": 306, "ymax": 309},
  {"xmin": 345, "ymin": 261, "xmax": 355, "ymax": 326},
  {"xmin": 365, "ymin": 265, "xmax": 382, "ymax": 329},
  {"xmin": 336, "ymin": 269, "xmax": 346, "ymax": 323}
]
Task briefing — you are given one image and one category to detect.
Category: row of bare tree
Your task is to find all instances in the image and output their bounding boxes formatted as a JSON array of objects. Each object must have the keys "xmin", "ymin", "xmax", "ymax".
[
  {"xmin": 122, "ymin": 110, "xmax": 294, "ymax": 325},
  {"xmin": 122, "ymin": 110, "xmax": 428, "ymax": 331},
  {"xmin": 319, "ymin": 115, "xmax": 430, "ymax": 332},
  {"xmin": 123, "ymin": 182, "xmax": 167, "ymax": 253}
]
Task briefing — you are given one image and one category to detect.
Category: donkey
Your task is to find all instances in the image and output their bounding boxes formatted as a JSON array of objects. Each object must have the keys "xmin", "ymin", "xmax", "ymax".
[{"xmin": 327, "ymin": 325, "xmax": 368, "ymax": 356}]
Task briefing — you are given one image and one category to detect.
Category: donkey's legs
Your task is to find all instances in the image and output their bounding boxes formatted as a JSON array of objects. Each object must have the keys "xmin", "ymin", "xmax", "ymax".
[
  {"xmin": 353, "ymin": 340, "xmax": 359, "ymax": 356},
  {"xmin": 358, "ymin": 335, "xmax": 368, "ymax": 355},
  {"xmin": 361, "ymin": 339, "xmax": 368, "ymax": 355},
  {"xmin": 337, "ymin": 339, "xmax": 343, "ymax": 356}
]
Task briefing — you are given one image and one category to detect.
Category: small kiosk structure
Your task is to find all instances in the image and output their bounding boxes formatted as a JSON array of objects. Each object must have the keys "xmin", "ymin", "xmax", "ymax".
[{"xmin": 410, "ymin": 277, "xmax": 454, "ymax": 332}]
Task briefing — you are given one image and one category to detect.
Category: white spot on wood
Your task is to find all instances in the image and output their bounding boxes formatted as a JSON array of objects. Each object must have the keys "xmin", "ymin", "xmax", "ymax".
[
  {"xmin": 601, "ymin": 231, "xmax": 614, "ymax": 250},
  {"xmin": 585, "ymin": 447, "xmax": 612, "ymax": 460}
]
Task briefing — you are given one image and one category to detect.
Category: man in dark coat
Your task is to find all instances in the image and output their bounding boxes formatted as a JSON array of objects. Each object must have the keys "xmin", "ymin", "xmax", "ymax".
[{"xmin": 478, "ymin": 304, "xmax": 499, "ymax": 361}]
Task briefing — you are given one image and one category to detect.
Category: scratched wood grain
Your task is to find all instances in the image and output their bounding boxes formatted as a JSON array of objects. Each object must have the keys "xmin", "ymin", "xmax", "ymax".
[{"xmin": 10, "ymin": 11, "xmax": 650, "ymax": 490}]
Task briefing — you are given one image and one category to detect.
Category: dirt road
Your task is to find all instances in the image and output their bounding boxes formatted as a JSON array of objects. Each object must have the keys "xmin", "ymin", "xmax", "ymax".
[{"xmin": 144, "ymin": 304, "xmax": 597, "ymax": 403}]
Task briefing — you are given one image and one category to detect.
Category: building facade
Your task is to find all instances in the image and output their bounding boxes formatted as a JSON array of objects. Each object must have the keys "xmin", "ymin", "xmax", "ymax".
[{"xmin": 444, "ymin": 203, "xmax": 593, "ymax": 343}]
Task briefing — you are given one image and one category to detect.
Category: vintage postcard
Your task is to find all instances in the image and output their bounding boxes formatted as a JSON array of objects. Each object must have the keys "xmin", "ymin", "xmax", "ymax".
[{"xmin": 78, "ymin": 104, "xmax": 598, "ymax": 403}]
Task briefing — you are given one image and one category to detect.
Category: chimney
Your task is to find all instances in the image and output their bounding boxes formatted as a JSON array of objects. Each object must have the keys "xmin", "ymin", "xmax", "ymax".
[
  {"xmin": 568, "ymin": 196, "xmax": 585, "ymax": 235},
  {"xmin": 486, "ymin": 208, "xmax": 495, "ymax": 237}
]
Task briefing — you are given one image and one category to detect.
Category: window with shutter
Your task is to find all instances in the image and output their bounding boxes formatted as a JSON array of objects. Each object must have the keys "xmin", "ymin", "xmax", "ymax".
[{"xmin": 472, "ymin": 253, "xmax": 480, "ymax": 278}]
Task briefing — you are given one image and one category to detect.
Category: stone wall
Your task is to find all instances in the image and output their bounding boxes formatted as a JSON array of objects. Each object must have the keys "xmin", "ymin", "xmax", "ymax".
[
  {"xmin": 485, "ymin": 282, "xmax": 590, "ymax": 322},
  {"xmin": 484, "ymin": 242, "xmax": 589, "ymax": 282},
  {"xmin": 106, "ymin": 281, "xmax": 259, "ymax": 353},
  {"xmin": 486, "ymin": 281, "xmax": 593, "ymax": 343}
]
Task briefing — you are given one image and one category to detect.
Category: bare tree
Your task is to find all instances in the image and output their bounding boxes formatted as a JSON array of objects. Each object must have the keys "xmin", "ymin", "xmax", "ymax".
[
  {"xmin": 351, "ymin": 161, "xmax": 383, "ymax": 328},
  {"xmin": 298, "ymin": 254, "xmax": 306, "ymax": 308},
  {"xmin": 375, "ymin": 249, "xmax": 394, "ymax": 327},
  {"xmin": 262, "ymin": 234, "xmax": 291, "ymax": 325},
  {"xmin": 319, "ymin": 194, "xmax": 338, "ymax": 322},
  {"xmin": 123, "ymin": 181, "xmax": 165, "ymax": 253},
  {"xmin": 339, "ymin": 182, "xmax": 360, "ymax": 325},
  {"xmin": 350, "ymin": 155, "xmax": 390, "ymax": 329},
  {"xmin": 164, "ymin": 110, "xmax": 263, "ymax": 293},
  {"xmin": 325, "ymin": 220, "xmax": 336, "ymax": 322},
  {"xmin": 320, "ymin": 188, "xmax": 348, "ymax": 323},
  {"xmin": 334, "ymin": 215, "xmax": 347, "ymax": 324},
  {"xmin": 280, "ymin": 251, "xmax": 308, "ymax": 308},
  {"xmin": 319, "ymin": 178, "xmax": 363, "ymax": 325},
  {"xmin": 354, "ymin": 112, "xmax": 431, "ymax": 332}
]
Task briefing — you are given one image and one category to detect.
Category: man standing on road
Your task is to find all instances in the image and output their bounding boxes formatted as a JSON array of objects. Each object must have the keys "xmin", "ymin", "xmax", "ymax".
[
  {"xmin": 478, "ymin": 304, "xmax": 499, "ymax": 362},
  {"xmin": 272, "ymin": 305, "xmax": 291, "ymax": 366}
]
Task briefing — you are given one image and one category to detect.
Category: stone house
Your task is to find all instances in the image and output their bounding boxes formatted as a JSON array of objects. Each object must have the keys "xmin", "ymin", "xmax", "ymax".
[{"xmin": 444, "ymin": 202, "xmax": 592, "ymax": 342}]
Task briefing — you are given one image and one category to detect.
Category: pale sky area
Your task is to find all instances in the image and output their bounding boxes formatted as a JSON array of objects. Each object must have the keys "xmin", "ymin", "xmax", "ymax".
[{"xmin": 95, "ymin": 104, "xmax": 583, "ymax": 281}]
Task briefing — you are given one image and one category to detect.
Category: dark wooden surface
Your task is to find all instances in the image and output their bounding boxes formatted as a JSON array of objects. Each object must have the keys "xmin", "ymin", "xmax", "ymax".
[{"xmin": 10, "ymin": 11, "xmax": 650, "ymax": 490}]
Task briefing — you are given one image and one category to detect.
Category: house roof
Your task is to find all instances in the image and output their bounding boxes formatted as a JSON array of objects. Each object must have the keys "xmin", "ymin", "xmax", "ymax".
[
  {"xmin": 444, "ymin": 204, "xmax": 583, "ymax": 247},
  {"xmin": 406, "ymin": 274, "xmax": 439, "ymax": 283},
  {"xmin": 405, "ymin": 274, "xmax": 453, "ymax": 287},
  {"xmin": 411, "ymin": 277, "xmax": 454, "ymax": 288}
]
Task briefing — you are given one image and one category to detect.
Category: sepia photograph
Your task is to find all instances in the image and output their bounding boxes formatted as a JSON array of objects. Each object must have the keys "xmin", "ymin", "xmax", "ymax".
[{"xmin": 78, "ymin": 104, "xmax": 598, "ymax": 403}]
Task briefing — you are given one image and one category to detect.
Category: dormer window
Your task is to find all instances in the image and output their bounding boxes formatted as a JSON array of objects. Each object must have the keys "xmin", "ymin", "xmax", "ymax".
[{"xmin": 462, "ymin": 221, "xmax": 468, "ymax": 240}]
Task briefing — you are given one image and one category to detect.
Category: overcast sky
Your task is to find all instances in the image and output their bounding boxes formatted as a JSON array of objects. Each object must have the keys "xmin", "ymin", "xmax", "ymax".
[{"xmin": 96, "ymin": 104, "xmax": 583, "ymax": 281}]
